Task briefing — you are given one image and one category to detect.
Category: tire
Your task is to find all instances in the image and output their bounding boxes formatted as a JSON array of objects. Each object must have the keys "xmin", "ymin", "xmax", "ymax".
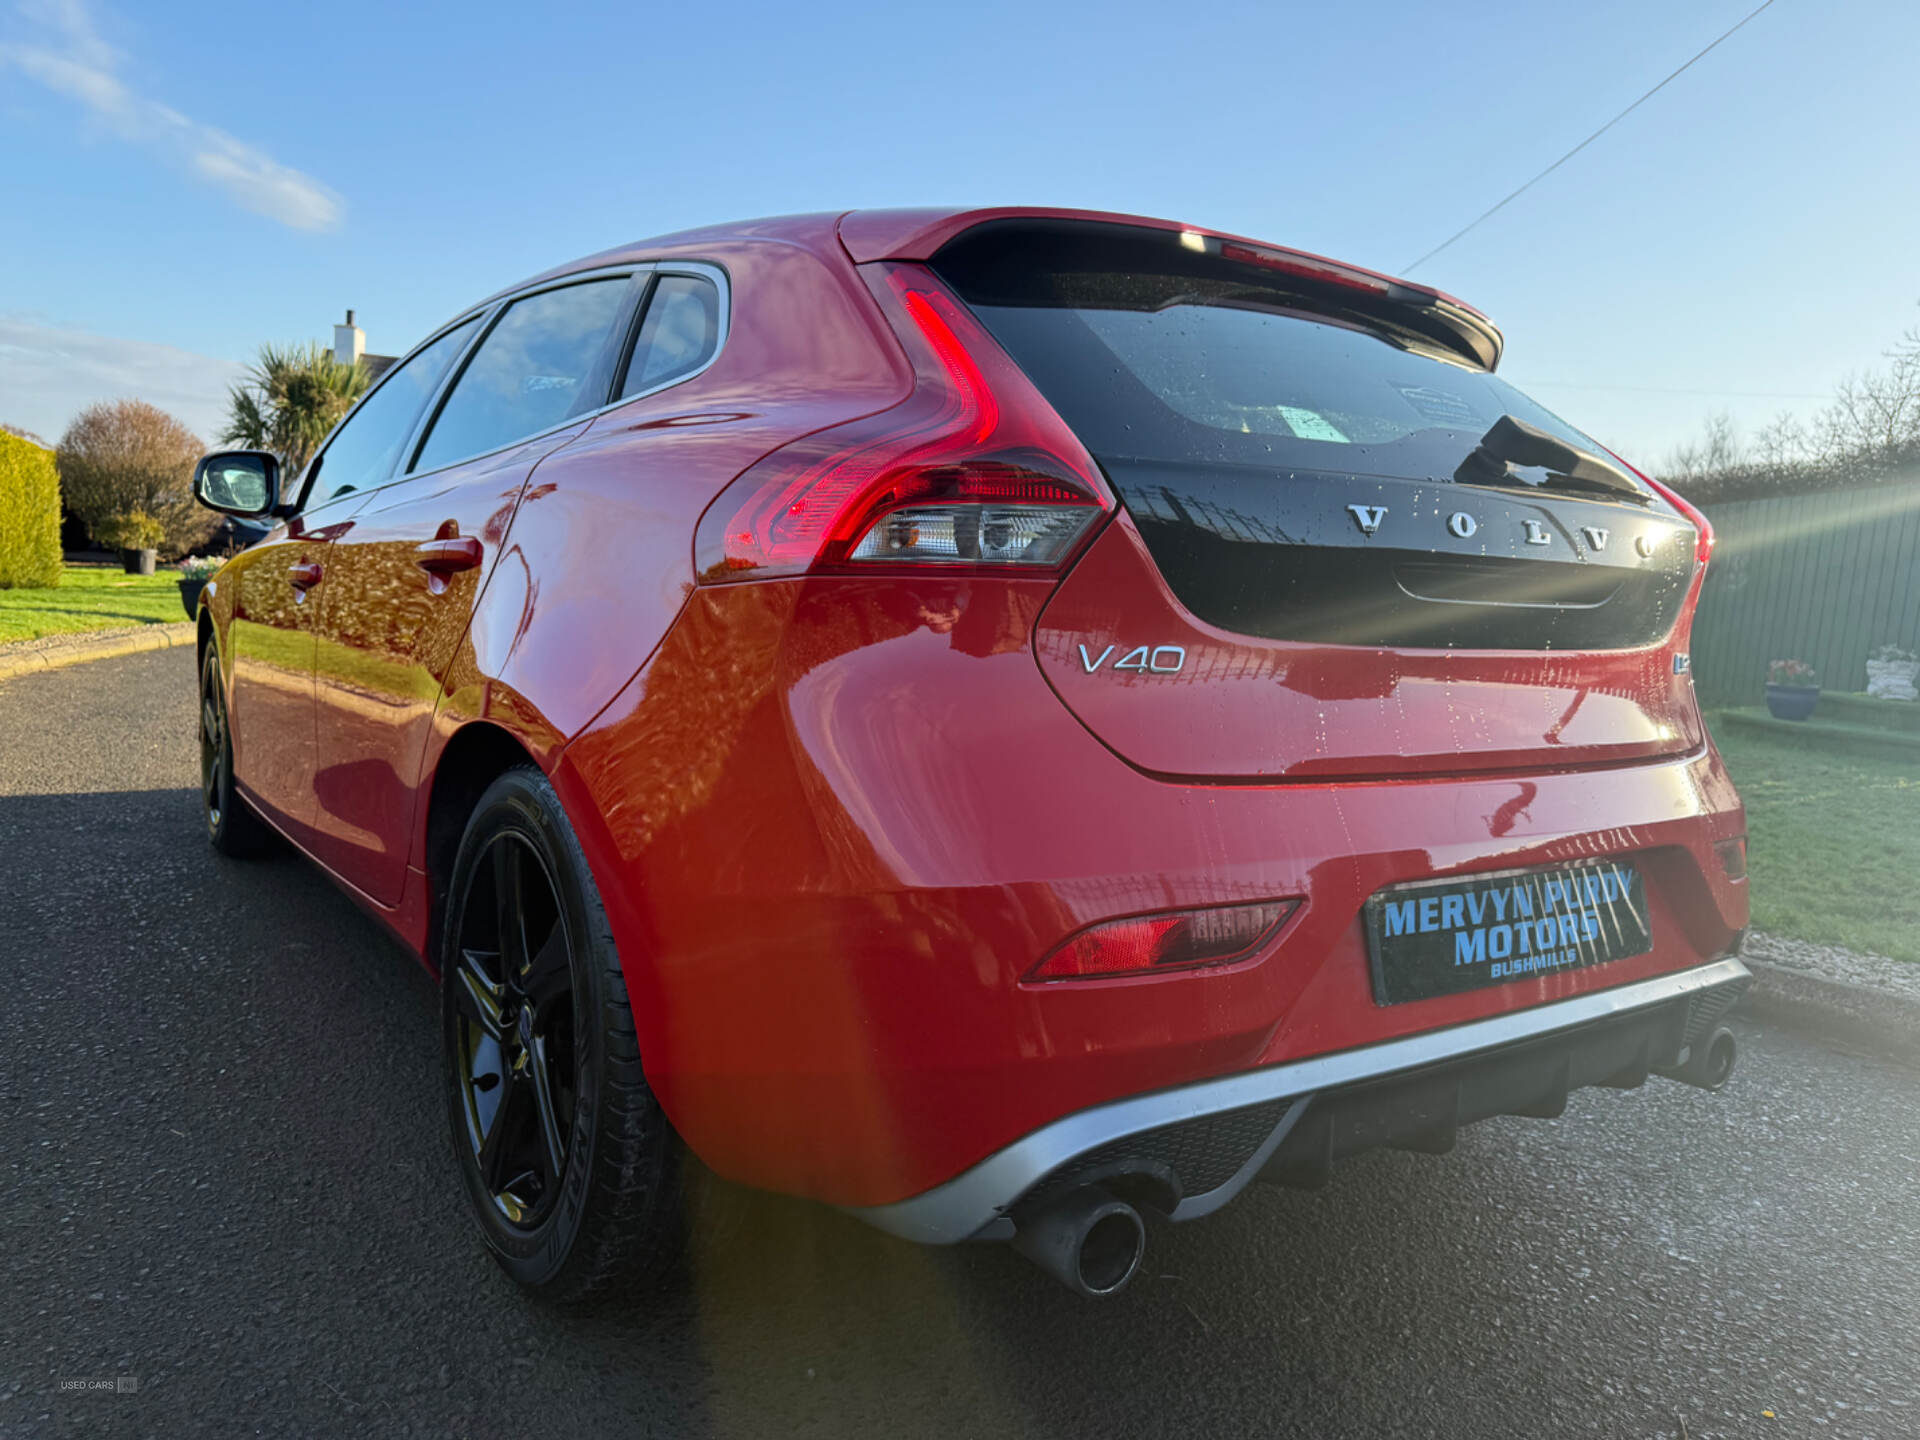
[
  {"xmin": 199, "ymin": 644, "xmax": 273, "ymax": 857},
  {"xmin": 440, "ymin": 765, "xmax": 683, "ymax": 1303}
]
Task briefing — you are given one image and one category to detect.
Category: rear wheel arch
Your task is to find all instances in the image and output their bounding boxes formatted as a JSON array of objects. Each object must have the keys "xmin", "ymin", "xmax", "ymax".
[{"xmin": 423, "ymin": 722, "xmax": 543, "ymax": 970}]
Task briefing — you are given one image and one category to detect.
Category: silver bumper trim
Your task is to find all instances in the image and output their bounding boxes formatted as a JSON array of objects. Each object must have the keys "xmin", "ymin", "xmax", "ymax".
[{"xmin": 844, "ymin": 958, "xmax": 1751, "ymax": 1244}]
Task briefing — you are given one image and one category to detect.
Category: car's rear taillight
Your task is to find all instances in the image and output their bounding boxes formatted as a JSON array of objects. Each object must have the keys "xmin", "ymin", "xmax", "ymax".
[
  {"xmin": 694, "ymin": 264, "xmax": 1114, "ymax": 581},
  {"xmin": 1610, "ymin": 453, "xmax": 1714, "ymax": 571},
  {"xmin": 1642, "ymin": 473, "xmax": 1715, "ymax": 569},
  {"xmin": 1607, "ymin": 454, "xmax": 1714, "ymax": 652},
  {"xmin": 1028, "ymin": 901, "xmax": 1296, "ymax": 981}
]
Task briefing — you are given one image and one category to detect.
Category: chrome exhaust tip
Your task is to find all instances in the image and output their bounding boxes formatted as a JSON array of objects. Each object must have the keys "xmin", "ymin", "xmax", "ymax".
[
  {"xmin": 1656, "ymin": 1025, "xmax": 1738, "ymax": 1091},
  {"xmin": 1010, "ymin": 1185, "xmax": 1145, "ymax": 1298}
]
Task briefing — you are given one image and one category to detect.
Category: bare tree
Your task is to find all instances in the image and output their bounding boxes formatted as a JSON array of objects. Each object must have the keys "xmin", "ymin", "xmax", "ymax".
[
  {"xmin": 1753, "ymin": 411, "xmax": 1811, "ymax": 469},
  {"xmin": 56, "ymin": 400, "xmax": 217, "ymax": 556},
  {"xmin": 1, "ymin": 421, "xmax": 49, "ymax": 448},
  {"xmin": 1663, "ymin": 411, "xmax": 1744, "ymax": 482},
  {"xmin": 1818, "ymin": 368, "xmax": 1920, "ymax": 465},
  {"xmin": 1661, "ymin": 303, "xmax": 1920, "ymax": 502}
]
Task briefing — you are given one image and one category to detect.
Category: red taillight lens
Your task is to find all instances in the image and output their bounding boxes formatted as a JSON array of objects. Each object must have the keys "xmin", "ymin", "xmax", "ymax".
[
  {"xmin": 1029, "ymin": 901, "xmax": 1296, "ymax": 981},
  {"xmin": 1625, "ymin": 464, "xmax": 1714, "ymax": 570},
  {"xmin": 695, "ymin": 264, "xmax": 1113, "ymax": 581}
]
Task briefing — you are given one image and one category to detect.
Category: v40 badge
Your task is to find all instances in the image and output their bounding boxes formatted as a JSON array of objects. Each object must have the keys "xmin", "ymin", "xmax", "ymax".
[{"xmin": 1079, "ymin": 643, "xmax": 1187, "ymax": 674}]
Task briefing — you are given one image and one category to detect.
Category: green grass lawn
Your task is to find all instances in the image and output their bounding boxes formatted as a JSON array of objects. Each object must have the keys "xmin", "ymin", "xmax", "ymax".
[
  {"xmin": 1713, "ymin": 719, "xmax": 1920, "ymax": 962},
  {"xmin": 0, "ymin": 564, "xmax": 186, "ymax": 644}
]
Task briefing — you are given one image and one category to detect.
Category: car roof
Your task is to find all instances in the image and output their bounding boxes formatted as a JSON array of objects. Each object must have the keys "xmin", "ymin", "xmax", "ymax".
[{"xmin": 483, "ymin": 206, "xmax": 1501, "ymax": 367}]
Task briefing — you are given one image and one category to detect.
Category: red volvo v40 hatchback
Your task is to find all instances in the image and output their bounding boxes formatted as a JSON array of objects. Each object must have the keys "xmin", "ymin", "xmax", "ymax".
[{"xmin": 190, "ymin": 209, "xmax": 1749, "ymax": 1300}]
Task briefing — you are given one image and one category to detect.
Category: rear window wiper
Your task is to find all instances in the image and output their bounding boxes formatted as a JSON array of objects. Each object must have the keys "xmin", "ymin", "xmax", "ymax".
[{"xmin": 1454, "ymin": 415, "xmax": 1645, "ymax": 500}]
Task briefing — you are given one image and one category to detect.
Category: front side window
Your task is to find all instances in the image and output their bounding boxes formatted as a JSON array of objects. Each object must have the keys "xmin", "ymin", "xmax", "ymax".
[
  {"xmin": 619, "ymin": 273, "xmax": 720, "ymax": 399},
  {"xmin": 413, "ymin": 279, "xmax": 631, "ymax": 473},
  {"xmin": 304, "ymin": 317, "xmax": 478, "ymax": 509}
]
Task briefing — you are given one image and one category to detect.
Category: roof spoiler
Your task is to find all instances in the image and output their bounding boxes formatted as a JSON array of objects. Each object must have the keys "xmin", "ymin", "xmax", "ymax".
[{"xmin": 838, "ymin": 207, "xmax": 1504, "ymax": 371}]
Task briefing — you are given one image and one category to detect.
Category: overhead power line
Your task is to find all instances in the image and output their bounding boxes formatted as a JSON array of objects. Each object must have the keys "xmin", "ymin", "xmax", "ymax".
[{"xmin": 1401, "ymin": 0, "xmax": 1781, "ymax": 274}]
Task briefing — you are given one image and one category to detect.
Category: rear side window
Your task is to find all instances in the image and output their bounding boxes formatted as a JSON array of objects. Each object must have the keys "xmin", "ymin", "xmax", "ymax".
[
  {"xmin": 305, "ymin": 317, "xmax": 478, "ymax": 507},
  {"xmin": 618, "ymin": 273, "xmax": 719, "ymax": 399},
  {"xmin": 414, "ymin": 278, "xmax": 630, "ymax": 473}
]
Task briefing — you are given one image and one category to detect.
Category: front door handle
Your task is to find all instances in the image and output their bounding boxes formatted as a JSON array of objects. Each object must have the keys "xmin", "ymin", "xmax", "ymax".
[
  {"xmin": 288, "ymin": 561, "xmax": 323, "ymax": 589},
  {"xmin": 414, "ymin": 537, "xmax": 484, "ymax": 574}
]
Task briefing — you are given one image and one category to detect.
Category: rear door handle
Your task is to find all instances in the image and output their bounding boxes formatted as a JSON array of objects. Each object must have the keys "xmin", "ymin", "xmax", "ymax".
[
  {"xmin": 288, "ymin": 561, "xmax": 323, "ymax": 588},
  {"xmin": 414, "ymin": 537, "xmax": 484, "ymax": 574}
]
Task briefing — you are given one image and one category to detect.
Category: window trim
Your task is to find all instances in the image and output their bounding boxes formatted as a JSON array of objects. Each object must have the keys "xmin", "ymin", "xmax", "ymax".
[
  {"xmin": 292, "ymin": 259, "xmax": 732, "ymax": 512},
  {"xmin": 608, "ymin": 267, "xmax": 726, "ymax": 404},
  {"xmin": 294, "ymin": 308, "xmax": 491, "ymax": 513},
  {"xmin": 401, "ymin": 268, "xmax": 644, "ymax": 482},
  {"xmin": 604, "ymin": 261, "xmax": 730, "ymax": 412}
]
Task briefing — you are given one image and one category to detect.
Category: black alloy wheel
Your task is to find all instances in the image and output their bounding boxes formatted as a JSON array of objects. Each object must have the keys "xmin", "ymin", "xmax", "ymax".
[
  {"xmin": 441, "ymin": 767, "xmax": 682, "ymax": 1301},
  {"xmin": 199, "ymin": 644, "xmax": 270, "ymax": 856},
  {"xmin": 449, "ymin": 834, "xmax": 580, "ymax": 1229}
]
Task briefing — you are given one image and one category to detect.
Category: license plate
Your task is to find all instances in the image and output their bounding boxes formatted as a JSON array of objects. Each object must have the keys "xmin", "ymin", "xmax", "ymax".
[{"xmin": 1364, "ymin": 860, "xmax": 1652, "ymax": 1005}]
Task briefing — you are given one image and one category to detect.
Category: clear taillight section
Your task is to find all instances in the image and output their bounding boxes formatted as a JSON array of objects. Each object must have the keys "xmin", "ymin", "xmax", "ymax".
[
  {"xmin": 694, "ymin": 265, "xmax": 1113, "ymax": 581},
  {"xmin": 1029, "ymin": 901, "xmax": 1296, "ymax": 981},
  {"xmin": 848, "ymin": 501, "xmax": 1093, "ymax": 565}
]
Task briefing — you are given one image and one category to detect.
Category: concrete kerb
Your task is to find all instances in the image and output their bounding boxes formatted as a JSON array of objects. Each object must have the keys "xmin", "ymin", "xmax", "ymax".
[{"xmin": 0, "ymin": 623, "xmax": 197, "ymax": 683}]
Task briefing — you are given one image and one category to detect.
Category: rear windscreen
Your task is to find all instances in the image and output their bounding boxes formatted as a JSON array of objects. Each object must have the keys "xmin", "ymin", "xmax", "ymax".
[
  {"xmin": 933, "ymin": 234, "xmax": 1684, "ymax": 652},
  {"xmin": 960, "ymin": 286, "xmax": 1611, "ymax": 488}
]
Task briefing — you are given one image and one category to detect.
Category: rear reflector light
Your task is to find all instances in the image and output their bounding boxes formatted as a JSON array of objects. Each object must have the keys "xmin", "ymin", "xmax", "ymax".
[
  {"xmin": 694, "ymin": 265, "xmax": 1113, "ymax": 581},
  {"xmin": 1715, "ymin": 836, "xmax": 1748, "ymax": 881},
  {"xmin": 1030, "ymin": 901, "xmax": 1296, "ymax": 981}
]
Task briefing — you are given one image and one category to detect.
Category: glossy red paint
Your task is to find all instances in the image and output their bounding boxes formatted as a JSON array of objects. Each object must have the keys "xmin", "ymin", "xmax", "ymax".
[
  {"xmin": 558, "ymin": 569, "xmax": 1744, "ymax": 1207},
  {"xmin": 466, "ymin": 232, "xmax": 911, "ymax": 743},
  {"xmin": 221, "ymin": 495, "xmax": 363, "ymax": 845},
  {"xmin": 693, "ymin": 262, "xmax": 1112, "ymax": 580},
  {"xmin": 198, "ymin": 206, "xmax": 1748, "ymax": 1219},
  {"xmin": 307, "ymin": 426, "xmax": 584, "ymax": 906}
]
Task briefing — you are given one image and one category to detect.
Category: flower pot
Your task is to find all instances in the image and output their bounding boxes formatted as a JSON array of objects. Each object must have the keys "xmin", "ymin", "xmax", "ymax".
[
  {"xmin": 120, "ymin": 548, "xmax": 158, "ymax": 576},
  {"xmin": 1866, "ymin": 658, "xmax": 1920, "ymax": 701},
  {"xmin": 1764, "ymin": 683, "xmax": 1820, "ymax": 721},
  {"xmin": 179, "ymin": 577, "xmax": 208, "ymax": 619}
]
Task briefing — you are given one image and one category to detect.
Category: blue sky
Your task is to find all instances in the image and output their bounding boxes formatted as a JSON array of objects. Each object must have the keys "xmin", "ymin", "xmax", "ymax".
[{"xmin": 3, "ymin": 0, "xmax": 1917, "ymax": 469}]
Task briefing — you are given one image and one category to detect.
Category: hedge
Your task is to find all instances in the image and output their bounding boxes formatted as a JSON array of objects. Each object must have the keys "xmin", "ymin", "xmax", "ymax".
[
  {"xmin": 0, "ymin": 431, "xmax": 63, "ymax": 588},
  {"xmin": 1665, "ymin": 453, "xmax": 1920, "ymax": 507}
]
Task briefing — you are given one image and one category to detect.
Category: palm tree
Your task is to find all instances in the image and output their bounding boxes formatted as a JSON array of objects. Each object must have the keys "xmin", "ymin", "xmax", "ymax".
[{"xmin": 222, "ymin": 342, "xmax": 369, "ymax": 477}]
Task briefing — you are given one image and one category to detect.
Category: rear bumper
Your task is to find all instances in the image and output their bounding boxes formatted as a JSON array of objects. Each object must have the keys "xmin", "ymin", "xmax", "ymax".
[
  {"xmin": 849, "ymin": 956, "xmax": 1750, "ymax": 1244},
  {"xmin": 560, "ymin": 575, "xmax": 1749, "ymax": 1210}
]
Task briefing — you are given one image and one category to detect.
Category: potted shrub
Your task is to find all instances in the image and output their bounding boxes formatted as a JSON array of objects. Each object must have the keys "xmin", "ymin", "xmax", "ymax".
[
  {"xmin": 102, "ymin": 511, "xmax": 166, "ymax": 575},
  {"xmin": 178, "ymin": 554, "xmax": 220, "ymax": 618},
  {"xmin": 1866, "ymin": 644, "xmax": 1919, "ymax": 701},
  {"xmin": 1765, "ymin": 659, "xmax": 1820, "ymax": 721}
]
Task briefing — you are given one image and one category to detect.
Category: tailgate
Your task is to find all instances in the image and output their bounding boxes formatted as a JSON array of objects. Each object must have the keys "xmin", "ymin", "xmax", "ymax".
[{"xmin": 1034, "ymin": 512, "xmax": 1703, "ymax": 781}]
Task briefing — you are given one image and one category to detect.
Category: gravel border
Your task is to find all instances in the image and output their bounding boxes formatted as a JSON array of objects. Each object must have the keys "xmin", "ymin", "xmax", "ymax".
[
  {"xmin": 1741, "ymin": 932, "xmax": 1920, "ymax": 1066},
  {"xmin": 1743, "ymin": 929, "xmax": 1920, "ymax": 1001}
]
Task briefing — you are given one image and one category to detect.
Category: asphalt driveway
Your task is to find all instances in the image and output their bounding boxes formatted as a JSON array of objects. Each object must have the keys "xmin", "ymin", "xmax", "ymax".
[{"xmin": 4, "ymin": 646, "xmax": 1918, "ymax": 1439}]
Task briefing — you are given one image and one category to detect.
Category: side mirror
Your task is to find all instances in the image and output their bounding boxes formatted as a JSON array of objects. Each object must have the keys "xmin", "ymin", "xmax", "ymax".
[{"xmin": 193, "ymin": 451, "xmax": 280, "ymax": 517}]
